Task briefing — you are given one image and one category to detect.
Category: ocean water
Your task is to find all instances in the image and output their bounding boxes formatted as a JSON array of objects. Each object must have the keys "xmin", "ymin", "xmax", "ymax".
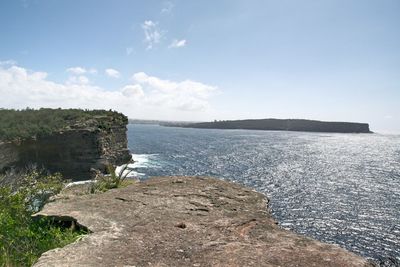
[{"xmin": 125, "ymin": 124, "xmax": 400, "ymax": 261}]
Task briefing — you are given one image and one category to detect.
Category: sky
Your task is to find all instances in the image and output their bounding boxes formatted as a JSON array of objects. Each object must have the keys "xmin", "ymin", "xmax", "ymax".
[{"xmin": 0, "ymin": 0, "xmax": 399, "ymax": 133}]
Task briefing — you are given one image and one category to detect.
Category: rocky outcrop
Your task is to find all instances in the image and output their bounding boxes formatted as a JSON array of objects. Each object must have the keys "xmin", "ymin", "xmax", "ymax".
[
  {"xmin": 34, "ymin": 176, "xmax": 372, "ymax": 267},
  {"xmin": 171, "ymin": 118, "xmax": 372, "ymax": 133},
  {"xmin": 0, "ymin": 116, "xmax": 131, "ymax": 181}
]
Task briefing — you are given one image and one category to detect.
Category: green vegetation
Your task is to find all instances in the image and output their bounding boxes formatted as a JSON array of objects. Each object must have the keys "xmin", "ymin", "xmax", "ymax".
[
  {"xmin": 89, "ymin": 164, "xmax": 134, "ymax": 193},
  {"xmin": 0, "ymin": 108, "xmax": 128, "ymax": 141},
  {"xmin": 0, "ymin": 169, "xmax": 86, "ymax": 266}
]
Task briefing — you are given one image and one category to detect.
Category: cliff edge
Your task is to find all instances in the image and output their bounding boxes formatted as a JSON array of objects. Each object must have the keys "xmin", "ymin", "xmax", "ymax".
[
  {"xmin": 34, "ymin": 176, "xmax": 372, "ymax": 267},
  {"xmin": 0, "ymin": 109, "xmax": 131, "ymax": 181}
]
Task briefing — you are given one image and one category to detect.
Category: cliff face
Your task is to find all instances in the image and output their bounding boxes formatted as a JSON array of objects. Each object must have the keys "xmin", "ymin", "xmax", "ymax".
[
  {"xmin": 176, "ymin": 118, "xmax": 372, "ymax": 133},
  {"xmin": 0, "ymin": 119, "xmax": 131, "ymax": 181}
]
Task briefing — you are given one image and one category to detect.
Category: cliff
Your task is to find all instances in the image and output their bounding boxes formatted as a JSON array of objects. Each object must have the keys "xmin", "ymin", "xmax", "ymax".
[
  {"xmin": 0, "ymin": 110, "xmax": 131, "ymax": 181},
  {"xmin": 172, "ymin": 118, "xmax": 372, "ymax": 133},
  {"xmin": 34, "ymin": 176, "xmax": 372, "ymax": 267}
]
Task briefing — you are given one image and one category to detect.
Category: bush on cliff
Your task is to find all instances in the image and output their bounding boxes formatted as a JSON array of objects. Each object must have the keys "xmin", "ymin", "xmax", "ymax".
[{"xmin": 0, "ymin": 170, "xmax": 86, "ymax": 266}]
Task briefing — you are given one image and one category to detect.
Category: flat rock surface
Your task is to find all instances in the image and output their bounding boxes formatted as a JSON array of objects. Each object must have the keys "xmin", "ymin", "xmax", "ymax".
[{"xmin": 34, "ymin": 176, "xmax": 372, "ymax": 267}]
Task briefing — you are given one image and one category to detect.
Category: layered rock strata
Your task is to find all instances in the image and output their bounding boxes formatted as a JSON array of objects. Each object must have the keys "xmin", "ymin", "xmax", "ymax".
[{"xmin": 0, "ymin": 117, "xmax": 131, "ymax": 181}]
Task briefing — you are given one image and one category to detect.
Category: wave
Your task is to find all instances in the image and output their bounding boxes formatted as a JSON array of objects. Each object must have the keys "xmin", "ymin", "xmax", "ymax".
[{"xmin": 115, "ymin": 153, "xmax": 158, "ymax": 178}]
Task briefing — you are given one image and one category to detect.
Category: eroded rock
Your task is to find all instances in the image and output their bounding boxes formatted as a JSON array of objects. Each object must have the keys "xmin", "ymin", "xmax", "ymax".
[
  {"xmin": 0, "ymin": 116, "xmax": 131, "ymax": 181},
  {"xmin": 34, "ymin": 176, "xmax": 373, "ymax": 267}
]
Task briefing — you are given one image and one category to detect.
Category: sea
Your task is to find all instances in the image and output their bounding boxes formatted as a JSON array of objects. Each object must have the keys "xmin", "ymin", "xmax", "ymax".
[{"xmin": 122, "ymin": 124, "xmax": 400, "ymax": 262}]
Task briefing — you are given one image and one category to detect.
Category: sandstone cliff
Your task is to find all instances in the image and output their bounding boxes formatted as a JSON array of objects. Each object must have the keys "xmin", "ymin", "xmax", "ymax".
[
  {"xmin": 0, "ymin": 112, "xmax": 131, "ymax": 181},
  {"xmin": 34, "ymin": 176, "xmax": 372, "ymax": 267}
]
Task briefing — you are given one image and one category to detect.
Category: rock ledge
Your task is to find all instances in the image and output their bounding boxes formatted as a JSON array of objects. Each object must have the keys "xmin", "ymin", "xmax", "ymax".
[{"xmin": 34, "ymin": 176, "xmax": 372, "ymax": 267}]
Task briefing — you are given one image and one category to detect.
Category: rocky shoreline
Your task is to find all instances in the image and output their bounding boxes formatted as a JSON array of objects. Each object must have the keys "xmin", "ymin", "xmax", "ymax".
[{"xmin": 34, "ymin": 176, "xmax": 373, "ymax": 267}]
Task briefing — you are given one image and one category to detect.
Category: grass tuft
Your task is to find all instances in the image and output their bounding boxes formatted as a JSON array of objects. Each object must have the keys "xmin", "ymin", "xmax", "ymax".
[{"xmin": 89, "ymin": 164, "xmax": 135, "ymax": 193}]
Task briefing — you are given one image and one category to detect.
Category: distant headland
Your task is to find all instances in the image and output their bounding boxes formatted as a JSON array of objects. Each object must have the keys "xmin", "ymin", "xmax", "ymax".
[{"xmin": 165, "ymin": 118, "xmax": 372, "ymax": 133}]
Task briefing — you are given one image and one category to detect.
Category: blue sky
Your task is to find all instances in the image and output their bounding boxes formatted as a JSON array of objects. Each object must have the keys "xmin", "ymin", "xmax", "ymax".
[{"xmin": 0, "ymin": 0, "xmax": 399, "ymax": 132}]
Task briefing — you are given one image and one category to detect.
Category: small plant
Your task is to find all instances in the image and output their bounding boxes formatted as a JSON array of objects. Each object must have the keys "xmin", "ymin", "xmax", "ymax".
[
  {"xmin": 89, "ymin": 164, "xmax": 134, "ymax": 193},
  {"xmin": 0, "ymin": 169, "xmax": 86, "ymax": 266}
]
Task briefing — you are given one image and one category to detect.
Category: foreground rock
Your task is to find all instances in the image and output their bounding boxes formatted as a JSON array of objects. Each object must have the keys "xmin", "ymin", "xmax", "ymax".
[{"xmin": 34, "ymin": 176, "xmax": 372, "ymax": 267}]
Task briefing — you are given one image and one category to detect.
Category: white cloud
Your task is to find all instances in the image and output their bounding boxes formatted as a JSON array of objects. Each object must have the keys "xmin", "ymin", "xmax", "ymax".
[
  {"xmin": 65, "ymin": 67, "xmax": 97, "ymax": 85},
  {"xmin": 66, "ymin": 67, "xmax": 87, "ymax": 75},
  {"xmin": 0, "ymin": 64, "xmax": 218, "ymax": 119},
  {"xmin": 105, "ymin": 68, "xmax": 121, "ymax": 79},
  {"xmin": 132, "ymin": 72, "xmax": 216, "ymax": 111},
  {"xmin": 142, "ymin": 20, "xmax": 163, "ymax": 50},
  {"xmin": 66, "ymin": 66, "xmax": 97, "ymax": 75},
  {"xmin": 66, "ymin": 75, "xmax": 90, "ymax": 85},
  {"xmin": 161, "ymin": 1, "xmax": 174, "ymax": 14},
  {"xmin": 169, "ymin": 39, "xmax": 187, "ymax": 48},
  {"xmin": 122, "ymin": 84, "xmax": 144, "ymax": 98}
]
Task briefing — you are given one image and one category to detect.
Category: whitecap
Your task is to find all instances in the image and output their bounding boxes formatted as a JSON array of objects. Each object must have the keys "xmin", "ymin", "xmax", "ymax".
[{"xmin": 115, "ymin": 153, "xmax": 158, "ymax": 178}]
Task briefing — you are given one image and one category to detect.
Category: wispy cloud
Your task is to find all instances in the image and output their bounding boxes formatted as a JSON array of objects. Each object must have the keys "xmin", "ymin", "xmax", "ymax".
[
  {"xmin": 161, "ymin": 1, "xmax": 174, "ymax": 14},
  {"xmin": 88, "ymin": 68, "xmax": 97, "ymax": 74},
  {"xmin": 65, "ymin": 66, "xmax": 96, "ymax": 85},
  {"xmin": 66, "ymin": 66, "xmax": 97, "ymax": 75},
  {"xmin": 105, "ymin": 68, "xmax": 121, "ymax": 79},
  {"xmin": 66, "ymin": 66, "xmax": 87, "ymax": 75},
  {"xmin": 126, "ymin": 47, "xmax": 134, "ymax": 56},
  {"xmin": 141, "ymin": 20, "xmax": 163, "ymax": 50},
  {"xmin": 21, "ymin": 0, "xmax": 29, "ymax": 8},
  {"xmin": 0, "ymin": 60, "xmax": 17, "ymax": 66},
  {"xmin": 384, "ymin": 115, "xmax": 393, "ymax": 120},
  {"xmin": 169, "ymin": 39, "xmax": 187, "ymax": 48}
]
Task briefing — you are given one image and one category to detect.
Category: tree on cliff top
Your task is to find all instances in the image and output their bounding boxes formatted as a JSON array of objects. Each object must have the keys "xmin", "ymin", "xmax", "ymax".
[{"xmin": 0, "ymin": 108, "xmax": 127, "ymax": 141}]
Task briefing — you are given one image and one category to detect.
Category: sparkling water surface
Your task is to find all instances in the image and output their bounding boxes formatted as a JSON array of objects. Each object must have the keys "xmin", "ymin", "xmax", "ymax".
[{"xmin": 126, "ymin": 124, "xmax": 400, "ymax": 261}]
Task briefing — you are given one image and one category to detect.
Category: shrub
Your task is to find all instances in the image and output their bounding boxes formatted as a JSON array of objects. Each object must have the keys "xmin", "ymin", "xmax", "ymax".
[
  {"xmin": 0, "ymin": 169, "xmax": 86, "ymax": 266},
  {"xmin": 1, "ymin": 167, "xmax": 65, "ymax": 211}
]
